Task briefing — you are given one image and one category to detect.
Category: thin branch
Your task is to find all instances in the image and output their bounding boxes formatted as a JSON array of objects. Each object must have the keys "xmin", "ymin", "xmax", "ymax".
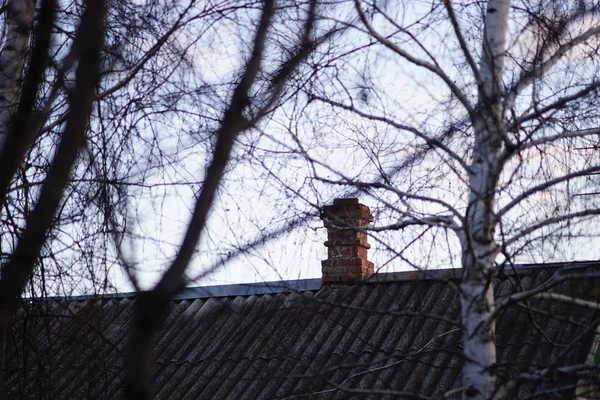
[
  {"xmin": 369, "ymin": 215, "xmax": 460, "ymax": 231},
  {"xmin": 493, "ymin": 270, "xmax": 600, "ymax": 318},
  {"xmin": 519, "ymin": 127, "xmax": 600, "ymax": 150},
  {"xmin": 514, "ymin": 81, "xmax": 600, "ymax": 127},
  {"xmin": 442, "ymin": 0, "xmax": 483, "ymax": 89},
  {"xmin": 98, "ymin": 0, "xmax": 196, "ymax": 99},
  {"xmin": 504, "ymin": 25, "xmax": 600, "ymax": 110},
  {"xmin": 533, "ymin": 292, "xmax": 600, "ymax": 311},
  {"xmin": 315, "ymin": 176, "xmax": 463, "ymax": 219},
  {"xmin": 505, "ymin": 209, "xmax": 600, "ymax": 246},
  {"xmin": 353, "ymin": 0, "xmax": 474, "ymax": 115},
  {"xmin": 189, "ymin": 211, "xmax": 317, "ymax": 284},
  {"xmin": 282, "ymin": 328, "xmax": 459, "ymax": 400},
  {"xmin": 311, "ymin": 95, "xmax": 471, "ymax": 171},
  {"xmin": 498, "ymin": 164, "xmax": 600, "ymax": 217}
]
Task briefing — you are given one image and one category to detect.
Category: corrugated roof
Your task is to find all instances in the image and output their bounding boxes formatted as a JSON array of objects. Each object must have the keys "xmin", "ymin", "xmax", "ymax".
[{"xmin": 5, "ymin": 263, "xmax": 600, "ymax": 399}]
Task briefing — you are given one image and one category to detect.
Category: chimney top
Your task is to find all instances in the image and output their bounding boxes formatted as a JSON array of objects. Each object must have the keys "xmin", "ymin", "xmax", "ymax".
[
  {"xmin": 331, "ymin": 197, "xmax": 360, "ymax": 205},
  {"xmin": 320, "ymin": 198, "xmax": 374, "ymax": 284}
]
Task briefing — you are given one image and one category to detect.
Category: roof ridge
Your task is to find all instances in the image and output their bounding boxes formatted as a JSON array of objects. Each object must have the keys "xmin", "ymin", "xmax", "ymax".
[{"xmin": 24, "ymin": 260, "xmax": 600, "ymax": 301}]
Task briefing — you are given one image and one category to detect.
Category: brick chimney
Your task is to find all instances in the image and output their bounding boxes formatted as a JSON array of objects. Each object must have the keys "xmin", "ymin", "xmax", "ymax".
[{"xmin": 320, "ymin": 198, "xmax": 374, "ymax": 283}]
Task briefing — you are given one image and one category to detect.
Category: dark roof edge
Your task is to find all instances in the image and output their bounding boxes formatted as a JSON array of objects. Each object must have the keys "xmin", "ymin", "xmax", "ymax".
[
  {"xmin": 30, "ymin": 278, "xmax": 323, "ymax": 302},
  {"xmin": 27, "ymin": 260, "xmax": 600, "ymax": 301},
  {"xmin": 172, "ymin": 278, "xmax": 322, "ymax": 300},
  {"xmin": 367, "ymin": 259, "xmax": 600, "ymax": 283}
]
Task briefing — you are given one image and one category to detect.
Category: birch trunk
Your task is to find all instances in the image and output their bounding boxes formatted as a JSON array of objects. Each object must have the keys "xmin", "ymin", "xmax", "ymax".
[
  {"xmin": 0, "ymin": 0, "xmax": 34, "ymax": 153},
  {"xmin": 460, "ymin": 1, "xmax": 510, "ymax": 399}
]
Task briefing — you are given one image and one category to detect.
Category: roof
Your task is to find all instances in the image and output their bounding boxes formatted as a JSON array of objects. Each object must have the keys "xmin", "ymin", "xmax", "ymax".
[{"xmin": 5, "ymin": 262, "xmax": 600, "ymax": 399}]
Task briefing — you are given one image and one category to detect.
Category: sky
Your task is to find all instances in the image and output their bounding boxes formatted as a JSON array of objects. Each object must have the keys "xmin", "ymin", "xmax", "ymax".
[{"xmin": 47, "ymin": 0, "xmax": 600, "ymax": 294}]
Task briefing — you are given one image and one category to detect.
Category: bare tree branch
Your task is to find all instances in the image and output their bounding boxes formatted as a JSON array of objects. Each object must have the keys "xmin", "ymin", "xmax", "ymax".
[
  {"xmin": 504, "ymin": 25, "xmax": 600, "ymax": 111},
  {"xmin": 0, "ymin": 0, "xmax": 105, "ymax": 343},
  {"xmin": 311, "ymin": 95, "xmax": 471, "ymax": 171},
  {"xmin": 353, "ymin": 0, "xmax": 475, "ymax": 115},
  {"xmin": 124, "ymin": 1, "xmax": 323, "ymax": 398}
]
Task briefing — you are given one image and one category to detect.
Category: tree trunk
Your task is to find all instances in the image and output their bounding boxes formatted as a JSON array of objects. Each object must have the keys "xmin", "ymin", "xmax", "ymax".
[
  {"xmin": 460, "ymin": 1, "xmax": 510, "ymax": 399},
  {"xmin": 0, "ymin": 0, "xmax": 34, "ymax": 152}
]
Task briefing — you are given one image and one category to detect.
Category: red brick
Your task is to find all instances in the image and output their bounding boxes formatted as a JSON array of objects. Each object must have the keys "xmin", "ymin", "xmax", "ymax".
[{"xmin": 320, "ymin": 198, "xmax": 374, "ymax": 284}]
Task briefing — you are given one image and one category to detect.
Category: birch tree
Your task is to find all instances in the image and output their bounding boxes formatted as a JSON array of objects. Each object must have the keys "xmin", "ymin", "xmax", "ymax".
[{"xmin": 247, "ymin": 0, "xmax": 600, "ymax": 398}]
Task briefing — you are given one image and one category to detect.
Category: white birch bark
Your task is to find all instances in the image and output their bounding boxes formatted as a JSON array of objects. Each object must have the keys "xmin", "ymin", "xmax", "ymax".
[
  {"xmin": 460, "ymin": 1, "xmax": 510, "ymax": 399},
  {"xmin": 0, "ymin": 0, "xmax": 34, "ymax": 153}
]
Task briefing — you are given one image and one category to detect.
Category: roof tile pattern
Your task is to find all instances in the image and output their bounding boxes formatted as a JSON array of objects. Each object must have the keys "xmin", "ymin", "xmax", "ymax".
[{"xmin": 5, "ymin": 265, "xmax": 600, "ymax": 399}]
